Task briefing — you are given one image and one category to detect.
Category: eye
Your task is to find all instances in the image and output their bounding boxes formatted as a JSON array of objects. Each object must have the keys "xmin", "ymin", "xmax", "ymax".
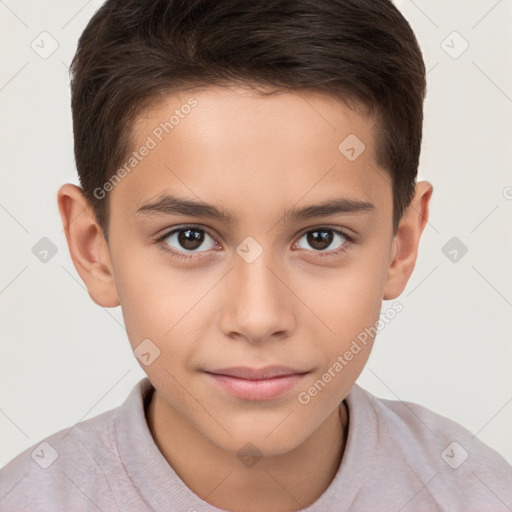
[
  {"xmin": 293, "ymin": 227, "xmax": 352, "ymax": 258},
  {"xmin": 155, "ymin": 225, "xmax": 353, "ymax": 261},
  {"xmin": 156, "ymin": 225, "xmax": 218, "ymax": 259}
]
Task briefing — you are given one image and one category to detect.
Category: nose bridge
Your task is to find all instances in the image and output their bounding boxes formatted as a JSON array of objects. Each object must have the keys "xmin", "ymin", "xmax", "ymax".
[
  {"xmin": 236, "ymin": 246, "xmax": 280, "ymax": 301},
  {"xmin": 221, "ymin": 237, "xmax": 295, "ymax": 342}
]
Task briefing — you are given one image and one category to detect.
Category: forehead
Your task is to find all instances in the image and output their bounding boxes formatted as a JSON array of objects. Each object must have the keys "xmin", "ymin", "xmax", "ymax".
[{"xmin": 109, "ymin": 84, "xmax": 391, "ymax": 223}]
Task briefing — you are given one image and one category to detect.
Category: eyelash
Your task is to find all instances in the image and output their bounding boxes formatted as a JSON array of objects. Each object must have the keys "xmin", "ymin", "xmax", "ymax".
[{"xmin": 155, "ymin": 225, "xmax": 354, "ymax": 261}]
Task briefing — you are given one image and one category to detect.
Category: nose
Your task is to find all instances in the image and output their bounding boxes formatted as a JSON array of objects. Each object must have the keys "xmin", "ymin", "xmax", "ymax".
[{"xmin": 219, "ymin": 245, "xmax": 296, "ymax": 344}]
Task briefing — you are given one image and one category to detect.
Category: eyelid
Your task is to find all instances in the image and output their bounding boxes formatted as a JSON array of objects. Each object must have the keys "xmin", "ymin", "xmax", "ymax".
[
  {"xmin": 155, "ymin": 223, "xmax": 216, "ymax": 241},
  {"xmin": 292, "ymin": 226, "xmax": 353, "ymax": 260},
  {"xmin": 296, "ymin": 224, "xmax": 354, "ymax": 241},
  {"xmin": 155, "ymin": 223, "xmax": 355, "ymax": 259},
  {"xmin": 156, "ymin": 223, "xmax": 355, "ymax": 241}
]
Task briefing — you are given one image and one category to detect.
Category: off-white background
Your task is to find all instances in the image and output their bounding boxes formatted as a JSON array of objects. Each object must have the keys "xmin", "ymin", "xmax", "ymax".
[{"xmin": 1, "ymin": 0, "xmax": 511, "ymax": 469}]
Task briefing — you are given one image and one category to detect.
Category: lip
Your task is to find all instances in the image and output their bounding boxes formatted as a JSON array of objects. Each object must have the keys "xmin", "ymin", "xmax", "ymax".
[
  {"xmin": 208, "ymin": 365, "xmax": 308, "ymax": 380},
  {"xmin": 205, "ymin": 366, "xmax": 310, "ymax": 401}
]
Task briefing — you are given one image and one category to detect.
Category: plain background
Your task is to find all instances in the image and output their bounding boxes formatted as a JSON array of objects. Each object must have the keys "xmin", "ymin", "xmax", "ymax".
[{"xmin": 0, "ymin": 0, "xmax": 511, "ymax": 468}]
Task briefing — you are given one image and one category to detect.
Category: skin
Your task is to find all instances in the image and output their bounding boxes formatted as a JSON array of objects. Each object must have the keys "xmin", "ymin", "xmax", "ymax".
[{"xmin": 57, "ymin": 84, "xmax": 432, "ymax": 512}]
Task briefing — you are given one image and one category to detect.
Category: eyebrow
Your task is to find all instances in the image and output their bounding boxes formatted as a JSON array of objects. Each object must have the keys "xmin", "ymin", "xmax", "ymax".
[{"xmin": 135, "ymin": 193, "xmax": 374, "ymax": 225}]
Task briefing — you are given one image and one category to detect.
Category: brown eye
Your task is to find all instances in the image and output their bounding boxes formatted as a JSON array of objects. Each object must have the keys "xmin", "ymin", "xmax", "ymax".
[
  {"xmin": 177, "ymin": 228, "xmax": 205, "ymax": 250},
  {"xmin": 306, "ymin": 229, "xmax": 334, "ymax": 251},
  {"xmin": 296, "ymin": 228, "xmax": 348, "ymax": 253},
  {"xmin": 161, "ymin": 226, "xmax": 217, "ymax": 254}
]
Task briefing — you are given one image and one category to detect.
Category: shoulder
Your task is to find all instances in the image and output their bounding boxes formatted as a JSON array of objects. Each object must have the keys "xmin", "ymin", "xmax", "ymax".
[
  {"xmin": 0, "ymin": 402, "xmax": 121, "ymax": 511},
  {"xmin": 350, "ymin": 384, "xmax": 512, "ymax": 510}
]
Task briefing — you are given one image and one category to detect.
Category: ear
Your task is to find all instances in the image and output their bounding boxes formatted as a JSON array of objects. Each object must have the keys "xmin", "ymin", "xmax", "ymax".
[
  {"xmin": 383, "ymin": 181, "xmax": 433, "ymax": 300},
  {"xmin": 57, "ymin": 184, "xmax": 120, "ymax": 308}
]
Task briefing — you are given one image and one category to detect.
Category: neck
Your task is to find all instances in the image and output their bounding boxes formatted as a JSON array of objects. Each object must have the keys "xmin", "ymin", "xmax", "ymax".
[{"xmin": 147, "ymin": 390, "xmax": 349, "ymax": 512}]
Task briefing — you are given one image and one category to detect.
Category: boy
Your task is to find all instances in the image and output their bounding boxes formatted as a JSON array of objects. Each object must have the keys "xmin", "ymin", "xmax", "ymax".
[{"xmin": 1, "ymin": 0, "xmax": 511, "ymax": 510}]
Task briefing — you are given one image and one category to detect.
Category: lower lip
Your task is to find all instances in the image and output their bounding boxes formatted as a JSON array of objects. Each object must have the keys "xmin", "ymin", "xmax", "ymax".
[{"xmin": 206, "ymin": 373, "xmax": 307, "ymax": 401}]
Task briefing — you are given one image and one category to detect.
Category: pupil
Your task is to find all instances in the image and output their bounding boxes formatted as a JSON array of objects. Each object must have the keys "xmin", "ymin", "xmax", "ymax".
[
  {"xmin": 178, "ymin": 229, "xmax": 204, "ymax": 250},
  {"xmin": 307, "ymin": 230, "xmax": 333, "ymax": 251}
]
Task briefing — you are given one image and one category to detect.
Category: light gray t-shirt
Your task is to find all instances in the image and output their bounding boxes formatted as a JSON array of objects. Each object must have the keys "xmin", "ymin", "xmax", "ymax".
[{"xmin": 1, "ymin": 377, "xmax": 511, "ymax": 511}]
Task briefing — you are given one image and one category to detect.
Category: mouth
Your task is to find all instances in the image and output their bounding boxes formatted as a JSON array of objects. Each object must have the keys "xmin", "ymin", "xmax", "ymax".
[{"xmin": 204, "ymin": 366, "xmax": 310, "ymax": 401}]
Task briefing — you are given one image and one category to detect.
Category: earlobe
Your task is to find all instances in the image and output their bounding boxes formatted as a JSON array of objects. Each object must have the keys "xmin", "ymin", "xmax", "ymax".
[
  {"xmin": 383, "ymin": 181, "xmax": 433, "ymax": 300},
  {"xmin": 57, "ymin": 184, "xmax": 120, "ymax": 308}
]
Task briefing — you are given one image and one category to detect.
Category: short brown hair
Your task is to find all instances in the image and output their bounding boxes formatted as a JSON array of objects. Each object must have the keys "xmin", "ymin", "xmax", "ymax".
[{"xmin": 70, "ymin": 0, "xmax": 426, "ymax": 240}]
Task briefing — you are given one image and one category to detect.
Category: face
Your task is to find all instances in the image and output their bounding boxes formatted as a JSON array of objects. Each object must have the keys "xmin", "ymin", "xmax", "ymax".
[{"xmin": 104, "ymin": 84, "xmax": 396, "ymax": 455}]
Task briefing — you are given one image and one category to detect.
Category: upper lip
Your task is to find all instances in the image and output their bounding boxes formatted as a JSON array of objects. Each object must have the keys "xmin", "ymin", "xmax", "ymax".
[{"xmin": 206, "ymin": 365, "xmax": 309, "ymax": 380}]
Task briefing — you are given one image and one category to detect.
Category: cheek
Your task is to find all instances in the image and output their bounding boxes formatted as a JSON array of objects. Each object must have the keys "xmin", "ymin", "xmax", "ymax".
[
  {"xmin": 303, "ymin": 243, "xmax": 389, "ymax": 381},
  {"xmin": 110, "ymin": 249, "xmax": 176, "ymax": 347},
  {"xmin": 113, "ymin": 253, "xmax": 215, "ymax": 362},
  {"xmin": 314, "ymin": 249, "xmax": 388, "ymax": 333}
]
